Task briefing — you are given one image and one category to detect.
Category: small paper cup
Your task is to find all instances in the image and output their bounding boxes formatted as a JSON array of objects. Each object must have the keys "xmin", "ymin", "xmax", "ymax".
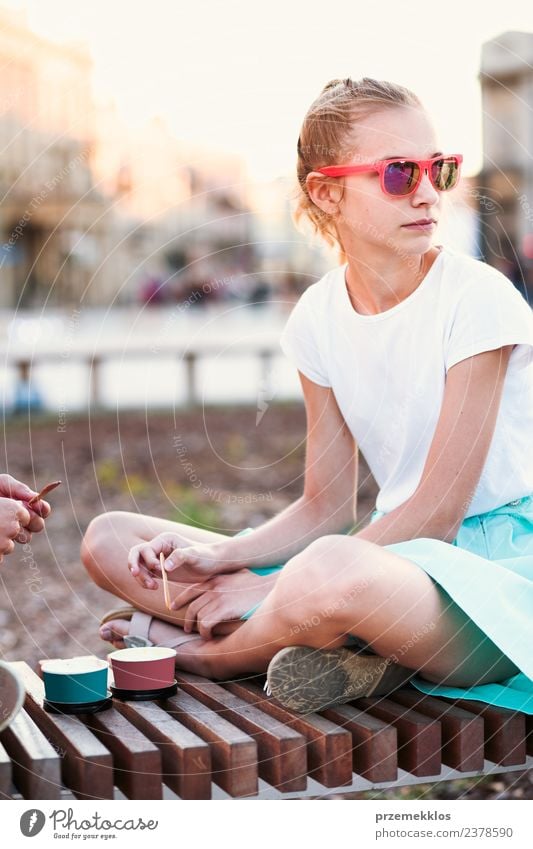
[
  {"xmin": 41, "ymin": 656, "xmax": 109, "ymax": 704},
  {"xmin": 108, "ymin": 647, "xmax": 177, "ymax": 691}
]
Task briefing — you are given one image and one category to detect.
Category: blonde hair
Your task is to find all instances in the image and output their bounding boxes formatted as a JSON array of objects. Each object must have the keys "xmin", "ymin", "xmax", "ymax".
[{"xmin": 293, "ymin": 77, "xmax": 423, "ymax": 264}]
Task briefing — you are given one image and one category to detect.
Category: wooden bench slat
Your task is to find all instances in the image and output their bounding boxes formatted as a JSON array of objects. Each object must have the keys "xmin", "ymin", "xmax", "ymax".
[
  {"xmin": 390, "ymin": 690, "xmax": 485, "ymax": 772},
  {"xmin": 226, "ymin": 681, "xmax": 353, "ymax": 789},
  {"xmin": 83, "ymin": 709, "xmax": 162, "ymax": 800},
  {"xmin": 176, "ymin": 673, "xmax": 307, "ymax": 793},
  {"xmin": 526, "ymin": 715, "xmax": 533, "ymax": 756},
  {"xmin": 11, "ymin": 662, "xmax": 114, "ymax": 800},
  {"xmin": 0, "ymin": 707, "xmax": 62, "ymax": 799},
  {"xmin": 355, "ymin": 696, "xmax": 442, "ymax": 777},
  {"xmin": 320, "ymin": 703, "xmax": 398, "ymax": 783},
  {"xmin": 112, "ymin": 698, "xmax": 211, "ymax": 799},
  {"xmin": 159, "ymin": 690, "xmax": 258, "ymax": 798},
  {"xmin": 0, "ymin": 741, "xmax": 12, "ymax": 798},
  {"xmin": 453, "ymin": 699, "xmax": 526, "ymax": 766}
]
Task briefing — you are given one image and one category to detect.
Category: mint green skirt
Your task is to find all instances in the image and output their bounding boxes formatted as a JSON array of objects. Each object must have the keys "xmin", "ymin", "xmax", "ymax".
[{"xmin": 237, "ymin": 494, "xmax": 533, "ymax": 714}]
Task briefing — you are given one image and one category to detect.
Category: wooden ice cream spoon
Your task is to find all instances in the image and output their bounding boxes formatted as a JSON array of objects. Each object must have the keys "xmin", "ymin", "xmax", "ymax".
[
  {"xmin": 27, "ymin": 480, "xmax": 62, "ymax": 506},
  {"xmin": 160, "ymin": 552, "xmax": 171, "ymax": 611}
]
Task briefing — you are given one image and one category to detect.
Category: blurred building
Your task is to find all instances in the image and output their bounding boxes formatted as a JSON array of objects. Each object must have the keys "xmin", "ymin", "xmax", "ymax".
[
  {"xmin": 86, "ymin": 96, "xmax": 256, "ymax": 304},
  {"xmin": 0, "ymin": 7, "xmax": 256, "ymax": 308},
  {"xmin": 479, "ymin": 30, "xmax": 533, "ymax": 294},
  {"xmin": 0, "ymin": 6, "xmax": 118, "ymax": 307}
]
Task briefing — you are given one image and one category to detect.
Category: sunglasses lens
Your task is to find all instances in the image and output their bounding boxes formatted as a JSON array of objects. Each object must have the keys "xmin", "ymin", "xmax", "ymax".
[
  {"xmin": 383, "ymin": 161, "xmax": 420, "ymax": 195},
  {"xmin": 431, "ymin": 157, "xmax": 459, "ymax": 191}
]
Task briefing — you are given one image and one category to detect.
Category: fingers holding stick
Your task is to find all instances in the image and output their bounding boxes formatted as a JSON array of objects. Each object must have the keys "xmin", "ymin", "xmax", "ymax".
[{"xmin": 160, "ymin": 552, "xmax": 171, "ymax": 610}]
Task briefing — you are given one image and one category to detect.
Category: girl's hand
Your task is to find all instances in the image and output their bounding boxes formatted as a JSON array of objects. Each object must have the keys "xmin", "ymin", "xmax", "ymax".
[
  {"xmin": 163, "ymin": 541, "xmax": 237, "ymax": 582},
  {"xmin": 171, "ymin": 569, "xmax": 278, "ymax": 639},
  {"xmin": 128, "ymin": 532, "xmax": 229, "ymax": 589}
]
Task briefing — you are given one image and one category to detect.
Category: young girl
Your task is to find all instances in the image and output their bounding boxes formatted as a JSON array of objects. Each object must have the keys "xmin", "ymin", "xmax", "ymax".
[{"xmin": 83, "ymin": 77, "xmax": 533, "ymax": 714}]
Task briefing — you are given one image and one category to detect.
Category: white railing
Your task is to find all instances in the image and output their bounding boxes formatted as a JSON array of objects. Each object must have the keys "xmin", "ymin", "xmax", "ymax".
[{"xmin": 3, "ymin": 343, "xmax": 282, "ymax": 409}]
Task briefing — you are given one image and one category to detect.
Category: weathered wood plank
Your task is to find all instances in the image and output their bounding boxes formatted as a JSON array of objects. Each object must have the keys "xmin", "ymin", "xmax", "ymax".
[
  {"xmin": 453, "ymin": 699, "xmax": 526, "ymax": 766},
  {"xmin": 390, "ymin": 690, "xmax": 484, "ymax": 772},
  {"xmin": 226, "ymin": 680, "xmax": 353, "ymax": 788},
  {"xmin": 160, "ymin": 689, "xmax": 258, "ymax": 798},
  {"xmin": 176, "ymin": 673, "xmax": 307, "ymax": 793},
  {"xmin": 355, "ymin": 696, "xmax": 442, "ymax": 777},
  {"xmin": 0, "ymin": 707, "xmax": 62, "ymax": 799},
  {"xmin": 83, "ymin": 708, "xmax": 162, "ymax": 799},
  {"xmin": 526, "ymin": 715, "xmax": 533, "ymax": 756},
  {"xmin": 320, "ymin": 703, "xmax": 398, "ymax": 783},
  {"xmin": 0, "ymin": 741, "xmax": 12, "ymax": 798},
  {"xmin": 10, "ymin": 662, "xmax": 113, "ymax": 800},
  {"xmin": 112, "ymin": 698, "xmax": 211, "ymax": 800}
]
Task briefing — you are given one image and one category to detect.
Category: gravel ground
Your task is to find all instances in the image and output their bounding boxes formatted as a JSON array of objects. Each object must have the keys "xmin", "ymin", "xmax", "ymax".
[{"xmin": 0, "ymin": 404, "xmax": 530, "ymax": 800}]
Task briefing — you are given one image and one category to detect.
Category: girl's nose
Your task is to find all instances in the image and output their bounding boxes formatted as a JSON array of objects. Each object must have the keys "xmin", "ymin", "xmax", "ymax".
[{"xmin": 413, "ymin": 168, "xmax": 439, "ymax": 205}]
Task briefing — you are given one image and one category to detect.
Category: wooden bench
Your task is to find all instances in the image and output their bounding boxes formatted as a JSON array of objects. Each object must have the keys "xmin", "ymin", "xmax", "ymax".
[{"xmin": 1, "ymin": 659, "xmax": 532, "ymax": 800}]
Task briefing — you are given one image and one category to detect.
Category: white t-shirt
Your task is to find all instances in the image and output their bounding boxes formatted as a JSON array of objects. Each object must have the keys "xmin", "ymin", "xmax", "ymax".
[{"xmin": 279, "ymin": 245, "xmax": 533, "ymax": 517}]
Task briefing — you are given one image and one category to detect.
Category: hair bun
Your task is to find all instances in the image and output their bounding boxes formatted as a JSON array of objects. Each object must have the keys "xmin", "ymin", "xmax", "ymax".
[
  {"xmin": 322, "ymin": 78, "xmax": 344, "ymax": 92},
  {"xmin": 321, "ymin": 78, "xmax": 356, "ymax": 95}
]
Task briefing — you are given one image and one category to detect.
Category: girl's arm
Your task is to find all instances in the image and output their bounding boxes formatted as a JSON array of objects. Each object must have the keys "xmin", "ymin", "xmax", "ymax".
[
  {"xmin": 130, "ymin": 372, "xmax": 358, "ymax": 585},
  {"xmin": 355, "ymin": 345, "xmax": 514, "ymax": 547}
]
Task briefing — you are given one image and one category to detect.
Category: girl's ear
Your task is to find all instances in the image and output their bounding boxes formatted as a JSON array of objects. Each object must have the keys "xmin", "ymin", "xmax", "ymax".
[{"xmin": 306, "ymin": 171, "xmax": 343, "ymax": 214}]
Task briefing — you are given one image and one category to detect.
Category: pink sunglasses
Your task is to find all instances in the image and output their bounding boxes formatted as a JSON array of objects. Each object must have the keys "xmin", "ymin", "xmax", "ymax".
[{"xmin": 317, "ymin": 154, "xmax": 463, "ymax": 197}]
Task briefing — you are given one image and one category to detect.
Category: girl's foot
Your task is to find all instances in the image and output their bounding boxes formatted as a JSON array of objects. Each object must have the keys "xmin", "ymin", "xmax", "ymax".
[
  {"xmin": 100, "ymin": 616, "xmax": 189, "ymax": 650},
  {"xmin": 99, "ymin": 613, "xmax": 218, "ymax": 676}
]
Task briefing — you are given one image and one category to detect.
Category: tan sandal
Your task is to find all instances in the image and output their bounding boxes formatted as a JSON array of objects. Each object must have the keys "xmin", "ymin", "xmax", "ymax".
[
  {"xmin": 99, "ymin": 607, "xmax": 203, "ymax": 650},
  {"xmin": 0, "ymin": 661, "xmax": 25, "ymax": 732},
  {"xmin": 100, "ymin": 607, "xmax": 137, "ymax": 628},
  {"xmin": 265, "ymin": 646, "xmax": 414, "ymax": 713}
]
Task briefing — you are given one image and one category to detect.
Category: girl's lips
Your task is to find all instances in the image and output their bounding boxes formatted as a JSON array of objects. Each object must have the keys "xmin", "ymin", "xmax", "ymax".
[{"xmin": 402, "ymin": 221, "xmax": 436, "ymax": 229}]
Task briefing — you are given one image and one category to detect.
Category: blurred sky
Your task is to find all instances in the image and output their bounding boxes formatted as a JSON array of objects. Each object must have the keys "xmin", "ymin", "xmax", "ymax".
[{"xmin": 4, "ymin": 0, "xmax": 533, "ymax": 181}]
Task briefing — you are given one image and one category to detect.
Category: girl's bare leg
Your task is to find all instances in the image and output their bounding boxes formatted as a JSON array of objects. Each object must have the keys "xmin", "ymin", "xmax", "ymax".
[
  {"xmin": 81, "ymin": 510, "xmax": 241, "ymax": 638},
  {"xmin": 171, "ymin": 535, "xmax": 520, "ymax": 688}
]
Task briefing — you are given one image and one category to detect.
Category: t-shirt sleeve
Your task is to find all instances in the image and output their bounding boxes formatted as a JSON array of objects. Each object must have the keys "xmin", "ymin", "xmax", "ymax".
[
  {"xmin": 445, "ymin": 268, "xmax": 533, "ymax": 372},
  {"xmin": 279, "ymin": 289, "xmax": 331, "ymax": 387}
]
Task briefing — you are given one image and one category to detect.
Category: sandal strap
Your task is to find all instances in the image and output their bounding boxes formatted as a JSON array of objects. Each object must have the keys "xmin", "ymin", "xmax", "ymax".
[
  {"xmin": 129, "ymin": 611, "xmax": 203, "ymax": 649},
  {"xmin": 129, "ymin": 611, "xmax": 152, "ymax": 641}
]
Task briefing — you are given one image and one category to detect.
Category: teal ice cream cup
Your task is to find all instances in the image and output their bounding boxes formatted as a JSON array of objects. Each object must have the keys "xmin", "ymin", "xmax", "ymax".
[{"xmin": 41, "ymin": 656, "xmax": 109, "ymax": 705}]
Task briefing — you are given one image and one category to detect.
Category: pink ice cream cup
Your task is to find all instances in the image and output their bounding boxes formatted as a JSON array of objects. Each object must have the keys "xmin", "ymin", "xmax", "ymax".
[{"xmin": 108, "ymin": 647, "xmax": 177, "ymax": 691}]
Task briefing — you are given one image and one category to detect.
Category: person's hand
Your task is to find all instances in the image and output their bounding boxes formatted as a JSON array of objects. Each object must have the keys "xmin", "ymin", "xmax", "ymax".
[
  {"xmin": 128, "ymin": 532, "xmax": 232, "ymax": 589},
  {"xmin": 0, "ymin": 474, "xmax": 51, "ymax": 538},
  {"xmin": 170, "ymin": 569, "xmax": 278, "ymax": 639},
  {"xmin": 0, "ymin": 497, "xmax": 32, "ymax": 560}
]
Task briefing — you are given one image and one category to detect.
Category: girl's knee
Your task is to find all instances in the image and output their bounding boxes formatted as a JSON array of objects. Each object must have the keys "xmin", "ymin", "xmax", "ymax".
[
  {"xmin": 81, "ymin": 511, "xmax": 129, "ymax": 581},
  {"xmin": 274, "ymin": 535, "xmax": 376, "ymax": 618}
]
